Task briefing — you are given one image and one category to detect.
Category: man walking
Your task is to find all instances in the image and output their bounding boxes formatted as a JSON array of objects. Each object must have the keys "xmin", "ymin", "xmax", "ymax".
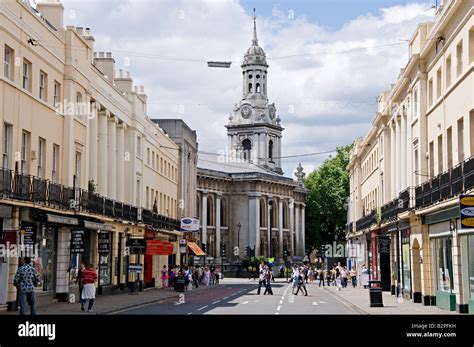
[{"xmin": 14, "ymin": 257, "xmax": 40, "ymax": 315}]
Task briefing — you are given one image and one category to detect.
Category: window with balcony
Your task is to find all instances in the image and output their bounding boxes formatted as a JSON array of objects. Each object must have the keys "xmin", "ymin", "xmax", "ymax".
[
  {"xmin": 52, "ymin": 144, "xmax": 59, "ymax": 183},
  {"xmin": 53, "ymin": 81, "xmax": 61, "ymax": 107},
  {"xmin": 2, "ymin": 123, "xmax": 12, "ymax": 169},
  {"xmin": 447, "ymin": 127, "xmax": 453, "ymax": 169},
  {"xmin": 429, "ymin": 141, "xmax": 434, "ymax": 177},
  {"xmin": 136, "ymin": 180, "xmax": 141, "ymax": 206},
  {"xmin": 414, "ymin": 147, "xmax": 419, "ymax": 185},
  {"xmin": 21, "ymin": 131, "xmax": 30, "ymax": 174},
  {"xmin": 4, "ymin": 45, "xmax": 13, "ymax": 81},
  {"xmin": 22, "ymin": 59, "xmax": 31, "ymax": 91},
  {"xmin": 437, "ymin": 134, "xmax": 443, "ymax": 174},
  {"xmin": 456, "ymin": 40, "xmax": 463, "ymax": 77},
  {"xmin": 75, "ymin": 151, "xmax": 82, "ymax": 187},
  {"xmin": 37, "ymin": 138, "xmax": 46, "ymax": 178},
  {"xmin": 39, "ymin": 71, "xmax": 47, "ymax": 101},
  {"xmin": 458, "ymin": 118, "xmax": 464, "ymax": 163}
]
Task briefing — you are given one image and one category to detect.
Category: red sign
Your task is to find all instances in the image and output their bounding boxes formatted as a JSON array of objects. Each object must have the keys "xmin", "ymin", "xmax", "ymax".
[{"xmin": 145, "ymin": 240, "xmax": 174, "ymax": 255}]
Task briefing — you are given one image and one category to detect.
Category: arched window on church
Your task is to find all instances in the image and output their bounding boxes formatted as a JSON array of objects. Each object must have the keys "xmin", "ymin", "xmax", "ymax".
[
  {"xmin": 256, "ymin": 83, "xmax": 261, "ymax": 93},
  {"xmin": 207, "ymin": 196, "xmax": 214, "ymax": 226},
  {"xmin": 248, "ymin": 83, "xmax": 252, "ymax": 93},
  {"xmin": 220, "ymin": 198, "xmax": 227, "ymax": 227},
  {"xmin": 269, "ymin": 140, "xmax": 274, "ymax": 161},
  {"xmin": 259, "ymin": 199, "xmax": 266, "ymax": 227},
  {"xmin": 242, "ymin": 139, "xmax": 252, "ymax": 161}
]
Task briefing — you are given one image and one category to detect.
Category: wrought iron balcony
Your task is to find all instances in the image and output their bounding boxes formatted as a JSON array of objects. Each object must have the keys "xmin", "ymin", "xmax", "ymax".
[
  {"xmin": 414, "ymin": 156, "xmax": 474, "ymax": 209},
  {"xmin": 0, "ymin": 167, "xmax": 180, "ymax": 231},
  {"xmin": 355, "ymin": 209, "xmax": 376, "ymax": 231}
]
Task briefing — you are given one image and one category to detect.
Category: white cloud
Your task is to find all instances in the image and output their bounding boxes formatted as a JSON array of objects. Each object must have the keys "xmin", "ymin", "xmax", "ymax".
[{"xmin": 60, "ymin": 0, "xmax": 434, "ymax": 177}]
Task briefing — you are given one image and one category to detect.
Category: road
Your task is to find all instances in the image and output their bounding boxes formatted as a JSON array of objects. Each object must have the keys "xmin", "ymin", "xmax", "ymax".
[{"xmin": 114, "ymin": 278, "xmax": 358, "ymax": 315}]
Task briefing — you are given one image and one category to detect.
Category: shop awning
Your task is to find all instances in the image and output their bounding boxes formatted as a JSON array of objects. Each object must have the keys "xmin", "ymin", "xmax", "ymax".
[{"xmin": 187, "ymin": 242, "xmax": 206, "ymax": 256}]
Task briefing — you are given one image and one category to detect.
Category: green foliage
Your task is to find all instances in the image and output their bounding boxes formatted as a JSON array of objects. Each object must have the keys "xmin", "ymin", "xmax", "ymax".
[{"xmin": 304, "ymin": 144, "xmax": 353, "ymax": 251}]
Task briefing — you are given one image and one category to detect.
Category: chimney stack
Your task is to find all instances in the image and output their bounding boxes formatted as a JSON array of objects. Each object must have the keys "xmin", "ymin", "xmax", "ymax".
[
  {"xmin": 36, "ymin": 1, "xmax": 64, "ymax": 30},
  {"xmin": 94, "ymin": 51, "xmax": 116, "ymax": 83}
]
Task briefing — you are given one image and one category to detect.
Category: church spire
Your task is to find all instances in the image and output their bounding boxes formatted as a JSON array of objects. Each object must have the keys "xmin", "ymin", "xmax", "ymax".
[{"xmin": 252, "ymin": 8, "xmax": 258, "ymax": 46}]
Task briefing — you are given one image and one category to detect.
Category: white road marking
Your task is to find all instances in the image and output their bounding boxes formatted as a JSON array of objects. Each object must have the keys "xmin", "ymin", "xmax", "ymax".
[
  {"xmin": 275, "ymin": 312, "xmax": 280, "ymax": 315},
  {"xmin": 312, "ymin": 302, "xmax": 319, "ymax": 306},
  {"xmin": 197, "ymin": 305, "xmax": 208, "ymax": 311},
  {"xmin": 279, "ymin": 300, "xmax": 283, "ymax": 305},
  {"xmin": 212, "ymin": 300, "xmax": 221, "ymax": 304},
  {"xmin": 174, "ymin": 303, "xmax": 182, "ymax": 306},
  {"xmin": 223, "ymin": 296, "xmax": 229, "ymax": 300},
  {"xmin": 320, "ymin": 301, "xmax": 327, "ymax": 304},
  {"xmin": 242, "ymin": 301, "xmax": 249, "ymax": 305},
  {"xmin": 276, "ymin": 305, "xmax": 281, "ymax": 311},
  {"xmin": 187, "ymin": 312, "xmax": 192, "ymax": 315}
]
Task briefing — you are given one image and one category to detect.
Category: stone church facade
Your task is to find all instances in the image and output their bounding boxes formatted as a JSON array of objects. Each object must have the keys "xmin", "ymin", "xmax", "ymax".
[{"xmin": 197, "ymin": 15, "xmax": 307, "ymax": 263}]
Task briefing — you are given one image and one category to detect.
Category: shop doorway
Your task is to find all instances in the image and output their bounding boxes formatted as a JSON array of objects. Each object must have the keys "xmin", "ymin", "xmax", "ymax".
[
  {"xmin": 412, "ymin": 238, "xmax": 422, "ymax": 303},
  {"xmin": 144, "ymin": 254, "xmax": 153, "ymax": 287}
]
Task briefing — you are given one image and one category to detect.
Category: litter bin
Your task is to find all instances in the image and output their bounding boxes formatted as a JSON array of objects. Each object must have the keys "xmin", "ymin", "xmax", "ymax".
[{"xmin": 368, "ymin": 280, "xmax": 383, "ymax": 307}]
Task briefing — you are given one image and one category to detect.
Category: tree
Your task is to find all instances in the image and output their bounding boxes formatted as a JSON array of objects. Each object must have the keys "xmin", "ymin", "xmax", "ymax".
[{"xmin": 304, "ymin": 144, "xmax": 353, "ymax": 251}]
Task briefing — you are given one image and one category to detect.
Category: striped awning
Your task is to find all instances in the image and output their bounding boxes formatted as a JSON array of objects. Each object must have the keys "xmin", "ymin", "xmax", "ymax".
[{"xmin": 187, "ymin": 242, "xmax": 206, "ymax": 256}]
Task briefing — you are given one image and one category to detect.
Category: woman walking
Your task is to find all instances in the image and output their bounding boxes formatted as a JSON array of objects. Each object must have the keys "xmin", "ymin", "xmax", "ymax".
[
  {"xmin": 318, "ymin": 269, "xmax": 325, "ymax": 287},
  {"xmin": 80, "ymin": 263, "xmax": 98, "ymax": 312},
  {"xmin": 263, "ymin": 266, "xmax": 273, "ymax": 295},
  {"xmin": 76, "ymin": 261, "xmax": 85, "ymax": 301},
  {"xmin": 350, "ymin": 267, "xmax": 357, "ymax": 288},
  {"xmin": 161, "ymin": 265, "xmax": 168, "ymax": 288},
  {"xmin": 335, "ymin": 267, "xmax": 342, "ymax": 291},
  {"xmin": 202, "ymin": 267, "xmax": 210, "ymax": 286}
]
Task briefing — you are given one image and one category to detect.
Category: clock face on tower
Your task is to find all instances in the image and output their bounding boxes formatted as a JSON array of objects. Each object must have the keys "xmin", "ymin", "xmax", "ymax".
[
  {"xmin": 269, "ymin": 105, "xmax": 276, "ymax": 119},
  {"xmin": 241, "ymin": 106, "xmax": 252, "ymax": 119}
]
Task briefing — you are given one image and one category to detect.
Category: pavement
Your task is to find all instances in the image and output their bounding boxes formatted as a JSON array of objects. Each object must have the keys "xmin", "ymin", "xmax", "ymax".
[
  {"xmin": 320, "ymin": 283, "xmax": 457, "ymax": 315},
  {"xmin": 1, "ymin": 278, "xmax": 458, "ymax": 315}
]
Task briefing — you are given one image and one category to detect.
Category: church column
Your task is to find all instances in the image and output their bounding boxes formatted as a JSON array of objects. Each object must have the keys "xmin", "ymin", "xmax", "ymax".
[
  {"xmin": 201, "ymin": 193, "xmax": 207, "ymax": 250},
  {"xmin": 107, "ymin": 116, "xmax": 117, "ymax": 199},
  {"xmin": 278, "ymin": 199, "xmax": 283, "ymax": 260},
  {"xmin": 295, "ymin": 204, "xmax": 300, "ymax": 256},
  {"xmin": 248, "ymin": 193, "xmax": 260, "ymax": 257},
  {"xmin": 216, "ymin": 193, "xmax": 221, "ymax": 261},
  {"xmin": 116, "ymin": 123, "xmax": 125, "ymax": 202},
  {"xmin": 301, "ymin": 204, "xmax": 306, "ymax": 256},
  {"xmin": 289, "ymin": 199, "xmax": 295, "ymax": 256},
  {"xmin": 97, "ymin": 110, "xmax": 109, "ymax": 196}
]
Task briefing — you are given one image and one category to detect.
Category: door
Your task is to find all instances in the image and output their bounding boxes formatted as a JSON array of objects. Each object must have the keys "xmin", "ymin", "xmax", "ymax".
[{"xmin": 144, "ymin": 254, "xmax": 153, "ymax": 285}]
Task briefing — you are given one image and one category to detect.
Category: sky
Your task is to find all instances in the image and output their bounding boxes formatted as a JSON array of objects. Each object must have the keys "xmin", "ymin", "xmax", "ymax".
[{"xmin": 55, "ymin": 0, "xmax": 437, "ymax": 178}]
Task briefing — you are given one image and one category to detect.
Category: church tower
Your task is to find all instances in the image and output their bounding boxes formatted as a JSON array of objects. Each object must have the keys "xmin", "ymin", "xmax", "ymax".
[{"xmin": 226, "ymin": 11, "xmax": 283, "ymax": 175}]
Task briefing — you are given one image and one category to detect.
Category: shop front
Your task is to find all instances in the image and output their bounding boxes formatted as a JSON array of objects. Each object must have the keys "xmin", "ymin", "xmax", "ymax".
[
  {"xmin": 143, "ymin": 228, "xmax": 176, "ymax": 288},
  {"xmin": 467, "ymin": 232, "xmax": 474, "ymax": 314},
  {"xmin": 400, "ymin": 226, "xmax": 412, "ymax": 299}
]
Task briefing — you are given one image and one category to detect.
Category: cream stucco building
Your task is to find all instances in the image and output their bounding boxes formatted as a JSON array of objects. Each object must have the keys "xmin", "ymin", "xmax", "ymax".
[
  {"xmin": 347, "ymin": 0, "xmax": 474, "ymax": 313},
  {"xmin": 0, "ymin": 0, "xmax": 182, "ymax": 310}
]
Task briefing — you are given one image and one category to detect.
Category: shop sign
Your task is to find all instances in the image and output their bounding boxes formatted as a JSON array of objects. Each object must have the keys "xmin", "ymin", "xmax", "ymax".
[
  {"xmin": 84, "ymin": 221, "xmax": 113, "ymax": 231},
  {"xmin": 145, "ymin": 240, "xmax": 173, "ymax": 255},
  {"xmin": 98, "ymin": 233, "xmax": 110, "ymax": 254},
  {"xmin": 128, "ymin": 264, "xmax": 143, "ymax": 273},
  {"xmin": 46, "ymin": 214, "xmax": 78, "ymax": 225},
  {"xmin": 460, "ymin": 195, "xmax": 474, "ymax": 229},
  {"xmin": 126, "ymin": 239, "xmax": 147, "ymax": 254},
  {"xmin": 180, "ymin": 218, "xmax": 200, "ymax": 232},
  {"xmin": 71, "ymin": 230, "xmax": 85, "ymax": 253},
  {"xmin": 378, "ymin": 236, "xmax": 390, "ymax": 254},
  {"xmin": 20, "ymin": 224, "xmax": 36, "ymax": 246}
]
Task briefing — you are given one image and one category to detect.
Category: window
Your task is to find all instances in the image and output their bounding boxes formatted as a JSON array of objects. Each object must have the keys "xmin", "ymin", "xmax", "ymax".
[
  {"xmin": 21, "ymin": 131, "xmax": 30, "ymax": 174},
  {"xmin": 39, "ymin": 71, "xmax": 47, "ymax": 101},
  {"xmin": 76, "ymin": 92, "xmax": 83, "ymax": 117},
  {"xmin": 168, "ymin": 163, "xmax": 170, "ymax": 177},
  {"xmin": 414, "ymin": 147, "xmax": 419, "ymax": 186},
  {"xmin": 428, "ymin": 78, "xmax": 433, "ymax": 107},
  {"xmin": 146, "ymin": 187, "xmax": 149, "ymax": 209},
  {"xmin": 2, "ymin": 123, "xmax": 12, "ymax": 169},
  {"xmin": 37, "ymin": 138, "xmax": 46, "ymax": 178},
  {"xmin": 136, "ymin": 136, "xmax": 142, "ymax": 158},
  {"xmin": 151, "ymin": 189, "xmax": 154, "ymax": 209},
  {"xmin": 437, "ymin": 134, "xmax": 443, "ymax": 174},
  {"xmin": 470, "ymin": 27, "xmax": 474, "ymax": 64},
  {"xmin": 434, "ymin": 237, "xmax": 453, "ymax": 293},
  {"xmin": 256, "ymin": 83, "xmax": 261, "ymax": 93},
  {"xmin": 413, "ymin": 89, "xmax": 418, "ymax": 118},
  {"xmin": 269, "ymin": 140, "xmax": 273, "ymax": 160},
  {"xmin": 242, "ymin": 139, "xmax": 252, "ymax": 160},
  {"xmin": 429, "ymin": 141, "xmax": 434, "ymax": 177},
  {"xmin": 136, "ymin": 180, "xmax": 141, "ymax": 206},
  {"xmin": 53, "ymin": 81, "xmax": 61, "ymax": 106},
  {"xmin": 456, "ymin": 40, "xmax": 463, "ymax": 77},
  {"xmin": 75, "ymin": 152, "xmax": 81, "ymax": 187},
  {"xmin": 22, "ymin": 59, "xmax": 31, "ymax": 91},
  {"xmin": 152, "ymin": 151, "xmax": 155, "ymax": 168},
  {"xmin": 436, "ymin": 67, "xmax": 442, "ymax": 99},
  {"xmin": 458, "ymin": 118, "xmax": 464, "ymax": 163},
  {"xmin": 147, "ymin": 148, "xmax": 150, "ymax": 165},
  {"xmin": 4, "ymin": 45, "xmax": 13, "ymax": 80},
  {"xmin": 52, "ymin": 144, "xmax": 59, "ymax": 183},
  {"xmin": 447, "ymin": 127, "xmax": 452, "ymax": 169},
  {"xmin": 248, "ymin": 83, "xmax": 252, "ymax": 93},
  {"xmin": 446, "ymin": 55, "xmax": 451, "ymax": 88}
]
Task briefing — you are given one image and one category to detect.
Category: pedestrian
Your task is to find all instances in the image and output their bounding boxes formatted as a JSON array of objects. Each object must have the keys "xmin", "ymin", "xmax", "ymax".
[
  {"xmin": 318, "ymin": 269, "xmax": 325, "ymax": 287},
  {"xmin": 14, "ymin": 257, "xmax": 40, "ymax": 315},
  {"xmin": 295, "ymin": 270, "xmax": 308, "ymax": 296},
  {"xmin": 186, "ymin": 266, "xmax": 193, "ymax": 291},
  {"xmin": 335, "ymin": 267, "xmax": 342, "ymax": 291},
  {"xmin": 76, "ymin": 261, "xmax": 85, "ymax": 300},
  {"xmin": 215, "ymin": 267, "xmax": 220, "ymax": 284},
  {"xmin": 263, "ymin": 266, "xmax": 273, "ymax": 295},
  {"xmin": 80, "ymin": 263, "xmax": 98, "ymax": 312},
  {"xmin": 326, "ymin": 268, "xmax": 332, "ymax": 286},
  {"xmin": 291, "ymin": 267, "xmax": 299, "ymax": 295},
  {"xmin": 161, "ymin": 265, "xmax": 168, "ymax": 288},
  {"xmin": 210, "ymin": 264, "xmax": 216, "ymax": 284},
  {"xmin": 202, "ymin": 266, "xmax": 210, "ymax": 286},
  {"xmin": 174, "ymin": 269, "xmax": 188, "ymax": 292},
  {"xmin": 361, "ymin": 264, "xmax": 369, "ymax": 289},
  {"xmin": 169, "ymin": 266, "xmax": 176, "ymax": 290},
  {"xmin": 341, "ymin": 266, "xmax": 348, "ymax": 288},
  {"xmin": 257, "ymin": 263, "xmax": 265, "ymax": 295},
  {"xmin": 350, "ymin": 267, "xmax": 357, "ymax": 288}
]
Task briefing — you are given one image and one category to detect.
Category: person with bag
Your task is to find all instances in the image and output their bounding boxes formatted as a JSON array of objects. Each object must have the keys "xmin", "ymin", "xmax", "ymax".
[
  {"xmin": 14, "ymin": 257, "xmax": 40, "ymax": 315},
  {"xmin": 80, "ymin": 263, "xmax": 98, "ymax": 312},
  {"xmin": 263, "ymin": 266, "xmax": 273, "ymax": 295},
  {"xmin": 76, "ymin": 261, "xmax": 85, "ymax": 301},
  {"xmin": 295, "ymin": 269, "xmax": 308, "ymax": 296}
]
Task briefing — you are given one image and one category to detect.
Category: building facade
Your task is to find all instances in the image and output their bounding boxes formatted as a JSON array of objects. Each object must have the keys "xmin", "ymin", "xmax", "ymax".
[
  {"xmin": 347, "ymin": 0, "xmax": 474, "ymax": 313},
  {"xmin": 196, "ymin": 16, "xmax": 307, "ymax": 265},
  {"xmin": 0, "ymin": 0, "xmax": 181, "ymax": 310}
]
